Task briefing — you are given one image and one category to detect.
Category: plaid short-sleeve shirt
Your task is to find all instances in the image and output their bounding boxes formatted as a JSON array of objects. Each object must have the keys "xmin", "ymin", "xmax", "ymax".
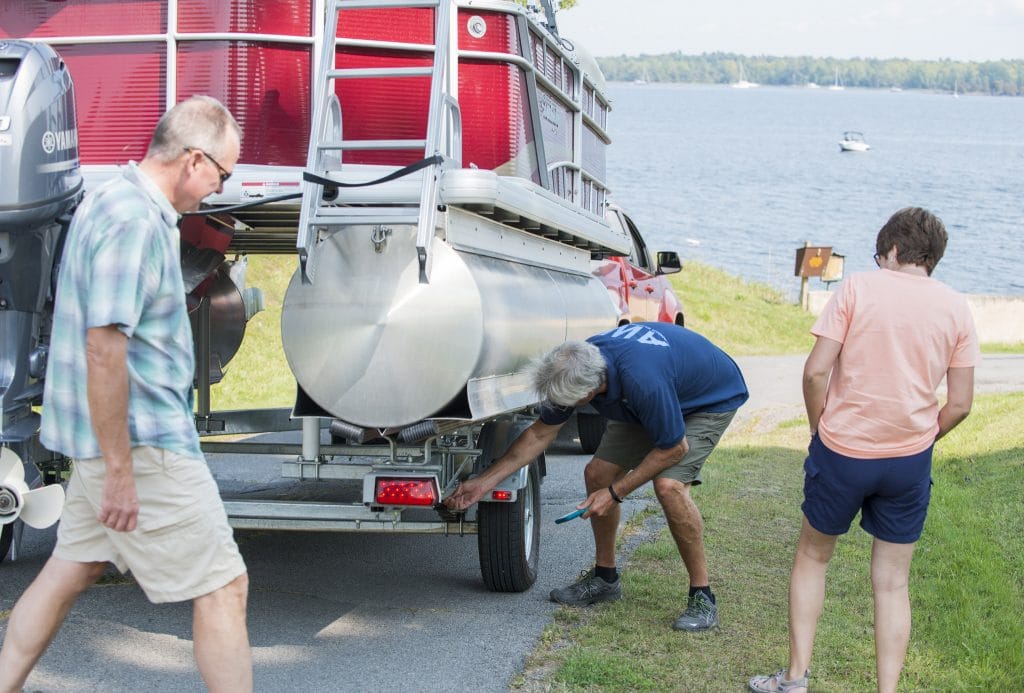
[{"xmin": 41, "ymin": 163, "xmax": 202, "ymax": 460}]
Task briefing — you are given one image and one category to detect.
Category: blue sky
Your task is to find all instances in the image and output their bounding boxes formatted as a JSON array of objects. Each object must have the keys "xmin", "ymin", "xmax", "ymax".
[{"xmin": 554, "ymin": 0, "xmax": 1024, "ymax": 61}]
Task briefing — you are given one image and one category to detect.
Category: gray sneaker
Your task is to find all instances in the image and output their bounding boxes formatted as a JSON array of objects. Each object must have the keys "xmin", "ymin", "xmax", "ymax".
[
  {"xmin": 549, "ymin": 569, "xmax": 622, "ymax": 606},
  {"xmin": 748, "ymin": 668, "xmax": 809, "ymax": 692},
  {"xmin": 672, "ymin": 591, "xmax": 719, "ymax": 631}
]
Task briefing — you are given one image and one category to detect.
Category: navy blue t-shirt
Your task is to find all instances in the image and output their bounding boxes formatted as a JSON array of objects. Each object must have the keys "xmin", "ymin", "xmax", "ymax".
[{"xmin": 539, "ymin": 323, "xmax": 749, "ymax": 449}]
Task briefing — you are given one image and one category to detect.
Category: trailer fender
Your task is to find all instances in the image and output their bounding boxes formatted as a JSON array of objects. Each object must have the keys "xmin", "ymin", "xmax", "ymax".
[{"xmin": 474, "ymin": 417, "xmax": 546, "ymax": 498}]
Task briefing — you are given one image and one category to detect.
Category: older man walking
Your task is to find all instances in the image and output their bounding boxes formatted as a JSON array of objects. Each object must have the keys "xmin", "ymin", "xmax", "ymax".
[
  {"xmin": 446, "ymin": 322, "xmax": 747, "ymax": 631},
  {"xmin": 0, "ymin": 96, "xmax": 252, "ymax": 692}
]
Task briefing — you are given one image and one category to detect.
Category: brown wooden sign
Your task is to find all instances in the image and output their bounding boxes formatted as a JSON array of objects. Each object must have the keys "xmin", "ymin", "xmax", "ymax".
[{"xmin": 794, "ymin": 246, "xmax": 833, "ymax": 277}]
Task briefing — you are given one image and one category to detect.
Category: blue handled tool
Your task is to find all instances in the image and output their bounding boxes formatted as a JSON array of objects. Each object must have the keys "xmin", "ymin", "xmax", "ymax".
[{"xmin": 554, "ymin": 507, "xmax": 588, "ymax": 524}]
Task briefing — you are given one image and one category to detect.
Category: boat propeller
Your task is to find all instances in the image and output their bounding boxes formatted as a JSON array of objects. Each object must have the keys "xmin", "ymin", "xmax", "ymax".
[{"xmin": 0, "ymin": 447, "xmax": 65, "ymax": 529}]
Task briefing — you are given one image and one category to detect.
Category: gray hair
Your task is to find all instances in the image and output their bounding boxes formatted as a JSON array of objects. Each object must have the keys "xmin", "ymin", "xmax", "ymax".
[
  {"xmin": 530, "ymin": 341, "xmax": 606, "ymax": 406},
  {"xmin": 146, "ymin": 95, "xmax": 242, "ymax": 163}
]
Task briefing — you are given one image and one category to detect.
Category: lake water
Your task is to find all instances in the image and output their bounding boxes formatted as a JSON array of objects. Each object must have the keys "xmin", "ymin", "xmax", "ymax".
[{"xmin": 602, "ymin": 83, "xmax": 1024, "ymax": 298}]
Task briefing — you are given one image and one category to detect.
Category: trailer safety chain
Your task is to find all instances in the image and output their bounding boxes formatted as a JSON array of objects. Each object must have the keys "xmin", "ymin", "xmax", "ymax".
[
  {"xmin": 434, "ymin": 503, "xmax": 464, "ymax": 525},
  {"xmin": 181, "ymin": 155, "xmax": 445, "ymax": 217}
]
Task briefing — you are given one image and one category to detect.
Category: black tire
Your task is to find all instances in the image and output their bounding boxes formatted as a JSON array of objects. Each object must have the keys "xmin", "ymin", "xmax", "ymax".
[
  {"xmin": 577, "ymin": 413, "xmax": 607, "ymax": 455},
  {"xmin": 0, "ymin": 523, "xmax": 12, "ymax": 563},
  {"xmin": 477, "ymin": 461, "xmax": 540, "ymax": 592}
]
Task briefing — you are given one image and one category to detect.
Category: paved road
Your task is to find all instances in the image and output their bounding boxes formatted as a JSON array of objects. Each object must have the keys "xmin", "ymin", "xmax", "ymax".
[
  {"xmin": 1, "ymin": 431, "xmax": 647, "ymax": 692},
  {"xmin": 733, "ymin": 352, "xmax": 1024, "ymax": 429},
  {"xmin": 2, "ymin": 354, "xmax": 1020, "ymax": 691}
]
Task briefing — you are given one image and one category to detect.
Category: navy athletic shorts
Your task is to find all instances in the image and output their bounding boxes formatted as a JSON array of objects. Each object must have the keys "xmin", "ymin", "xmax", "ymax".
[{"xmin": 801, "ymin": 434, "xmax": 934, "ymax": 544}]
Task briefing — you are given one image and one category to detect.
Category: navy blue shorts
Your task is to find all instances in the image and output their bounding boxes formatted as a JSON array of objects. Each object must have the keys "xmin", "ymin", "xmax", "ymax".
[{"xmin": 801, "ymin": 435, "xmax": 933, "ymax": 544}]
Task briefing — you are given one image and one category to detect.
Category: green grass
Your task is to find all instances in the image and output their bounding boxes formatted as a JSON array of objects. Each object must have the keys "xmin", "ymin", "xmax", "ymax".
[
  {"xmin": 207, "ymin": 255, "xmax": 296, "ymax": 411},
  {"xmin": 671, "ymin": 262, "xmax": 816, "ymax": 355},
  {"xmin": 514, "ymin": 393, "xmax": 1024, "ymax": 691},
  {"xmin": 671, "ymin": 262, "xmax": 1023, "ymax": 356},
  {"xmin": 981, "ymin": 342, "xmax": 1024, "ymax": 353}
]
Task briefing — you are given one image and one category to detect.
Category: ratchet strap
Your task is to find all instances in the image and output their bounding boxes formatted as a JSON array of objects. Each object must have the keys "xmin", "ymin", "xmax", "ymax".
[
  {"xmin": 301, "ymin": 154, "xmax": 444, "ymax": 189},
  {"xmin": 184, "ymin": 155, "xmax": 445, "ymax": 217}
]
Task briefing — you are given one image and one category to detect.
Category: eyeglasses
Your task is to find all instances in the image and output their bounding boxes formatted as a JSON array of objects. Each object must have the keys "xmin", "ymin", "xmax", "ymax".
[
  {"xmin": 184, "ymin": 147, "xmax": 232, "ymax": 184},
  {"xmin": 873, "ymin": 253, "xmax": 882, "ymax": 267}
]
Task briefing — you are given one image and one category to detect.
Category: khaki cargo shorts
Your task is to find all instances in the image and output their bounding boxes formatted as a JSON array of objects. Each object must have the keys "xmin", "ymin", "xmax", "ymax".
[
  {"xmin": 594, "ymin": 410, "xmax": 737, "ymax": 485},
  {"xmin": 54, "ymin": 446, "xmax": 246, "ymax": 604}
]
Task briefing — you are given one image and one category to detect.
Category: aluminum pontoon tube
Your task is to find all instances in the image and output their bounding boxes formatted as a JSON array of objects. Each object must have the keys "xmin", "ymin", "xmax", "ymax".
[{"xmin": 280, "ymin": 222, "xmax": 617, "ymax": 428}]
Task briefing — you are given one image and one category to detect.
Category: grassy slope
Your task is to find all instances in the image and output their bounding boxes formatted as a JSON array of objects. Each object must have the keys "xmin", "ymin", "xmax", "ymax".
[
  {"xmin": 671, "ymin": 263, "xmax": 816, "ymax": 355},
  {"xmin": 517, "ymin": 393, "xmax": 1023, "ymax": 691},
  {"xmin": 670, "ymin": 262, "xmax": 1021, "ymax": 355}
]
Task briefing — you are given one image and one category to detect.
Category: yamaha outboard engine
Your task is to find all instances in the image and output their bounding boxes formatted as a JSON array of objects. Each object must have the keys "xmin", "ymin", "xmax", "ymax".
[{"xmin": 0, "ymin": 40, "xmax": 82, "ymax": 561}]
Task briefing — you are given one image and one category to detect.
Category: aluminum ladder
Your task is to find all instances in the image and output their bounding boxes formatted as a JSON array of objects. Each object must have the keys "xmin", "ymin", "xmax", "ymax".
[{"xmin": 297, "ymin": 0, "xmax": 461, "ymax": 283}]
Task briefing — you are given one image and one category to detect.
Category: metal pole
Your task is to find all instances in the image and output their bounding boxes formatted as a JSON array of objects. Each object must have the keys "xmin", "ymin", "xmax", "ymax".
[{"xmin": 302, "ymin": 416, "xmax": 321, "ymax": 461}]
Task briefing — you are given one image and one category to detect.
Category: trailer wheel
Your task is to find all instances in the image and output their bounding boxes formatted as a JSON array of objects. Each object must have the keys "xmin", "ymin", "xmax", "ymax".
[
  {"xmin": 0, "ymin": 523, "xmax": 12, "ymax": 563},
  {"xmin": 577, "ymin": 413, "xmax": 607, "ymax": 455},
  {"xmin": 477, "ymin": 461, "xmax": 540, "ymax": 592}
]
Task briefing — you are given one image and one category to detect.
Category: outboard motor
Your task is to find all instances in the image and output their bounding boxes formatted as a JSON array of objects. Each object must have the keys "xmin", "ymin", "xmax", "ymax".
[{"xmin": 0, "ymin": 40, "xmax": 82, "ymax": 561}]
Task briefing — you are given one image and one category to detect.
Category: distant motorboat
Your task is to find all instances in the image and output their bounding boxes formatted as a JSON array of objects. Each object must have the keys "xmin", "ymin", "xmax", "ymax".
[{"xmin": 838, "ymin": 130, "xmax": 870, "ymax": 152}]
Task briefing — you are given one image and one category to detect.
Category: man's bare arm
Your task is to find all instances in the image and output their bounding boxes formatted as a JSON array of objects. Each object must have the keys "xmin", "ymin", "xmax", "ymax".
[
  {"xmin": 86, "ymin": 325, "xmax": 139, "ymax": 532},
  {"xmin": 444, "ymin": 419, "xmax": 562, "ymax": 510}
]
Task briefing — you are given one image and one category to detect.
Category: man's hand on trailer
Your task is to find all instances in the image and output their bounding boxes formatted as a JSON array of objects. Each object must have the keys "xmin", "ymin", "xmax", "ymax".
[
  {"xmin": 442, "ymin": 419, "xmax": 563, "ymax": 512},
  {"xmin": 443, "ymin": 478, "xmax": 491, "ymax": 511}
]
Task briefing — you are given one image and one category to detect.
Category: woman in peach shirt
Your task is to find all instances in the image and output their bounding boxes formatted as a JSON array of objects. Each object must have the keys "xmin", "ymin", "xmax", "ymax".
[{"xmin": 750, "ymin": 207, "xmax": 980, "ymax": 693}]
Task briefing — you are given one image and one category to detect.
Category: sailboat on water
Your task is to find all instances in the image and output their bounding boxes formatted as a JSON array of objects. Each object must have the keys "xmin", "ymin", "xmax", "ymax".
[
  {"xmin": 732, "ymin": 61, "xmax": 759, "ymax": 89},
  {"xmin": 828, "ymin": 67, "xmax": 845, "ymax": 91}
]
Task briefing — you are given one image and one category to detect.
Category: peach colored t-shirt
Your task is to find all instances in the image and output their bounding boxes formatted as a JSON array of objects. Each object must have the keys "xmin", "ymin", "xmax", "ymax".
[{"xmin": 811, "ymin": 269, "xmax": 980, "ymax": 459}]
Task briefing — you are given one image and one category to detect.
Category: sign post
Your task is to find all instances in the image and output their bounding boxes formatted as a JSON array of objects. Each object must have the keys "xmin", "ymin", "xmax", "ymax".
[{"xmin": 794, "ymin": 242, "xmax": 833, "ymax": 310}]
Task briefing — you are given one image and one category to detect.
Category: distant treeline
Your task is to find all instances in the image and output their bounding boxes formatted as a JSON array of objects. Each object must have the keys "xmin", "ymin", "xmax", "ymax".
[{"xmin": 596, "ymin": 53, "xmax": 1024, "ymax": 96}]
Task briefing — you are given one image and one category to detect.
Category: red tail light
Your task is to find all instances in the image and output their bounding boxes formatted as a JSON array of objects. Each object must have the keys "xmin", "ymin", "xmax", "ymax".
[
  {"xmin": 491, "ymin": 490, "xmax": 513, "ymax": 502},
  {"xmin": 374, "ymin": 478, "xmax": 439, "ymax": 506}
]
